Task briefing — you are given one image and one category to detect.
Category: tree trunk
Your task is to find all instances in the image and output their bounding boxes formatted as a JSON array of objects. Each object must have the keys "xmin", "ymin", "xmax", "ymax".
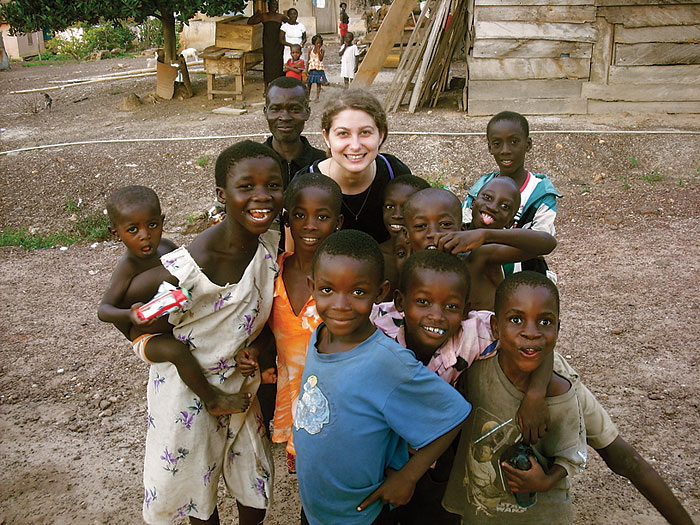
[
  {"xmin": 161, "ymin": 11, "xmax": 177, "ymax": 64},
  {"xmin": 0, "ymin": 32, "xmax": 9, "ymax": 71}
]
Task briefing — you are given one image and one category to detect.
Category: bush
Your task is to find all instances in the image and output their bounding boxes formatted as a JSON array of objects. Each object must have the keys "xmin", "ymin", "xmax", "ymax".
[
  {"xmin": 45, "ymin": 34, "xmax": 88, "ymax": 60},
  {"xmin": 83, "ymin": 22, "xmax": 135, "ymax": 52}
]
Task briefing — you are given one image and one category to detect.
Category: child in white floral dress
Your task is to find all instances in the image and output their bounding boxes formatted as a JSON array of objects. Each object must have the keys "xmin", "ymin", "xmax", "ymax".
[{"xmin": 125, "ymin": 141, "xmax": 285, "ymax": 524}]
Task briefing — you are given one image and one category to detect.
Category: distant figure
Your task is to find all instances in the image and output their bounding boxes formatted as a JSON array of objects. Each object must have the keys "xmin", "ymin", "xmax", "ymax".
[
  {"xmin": 339, "ymin": 2, "xmax": 349, "ymax": 38},
  {"xmin": 306, "ymin": 34, "xmax": 327, "ymax": 101},
  {"xmin": 284, "ymin": 44, "xmax": 305, "ymax": 81},
  {"xmin": 248, "ymin": 0, "xmax": 288, "ymax": 92},
  {"xmin": 339, "ymin": 32, "xmax": 362, "ymax": 88},
  {"xmin": 43, "ymin": 93, "xmax": 52, "ymax": 111},
  {"xmin": 281, "ymin": 8, "xmax": 307, "ymax": 65}
]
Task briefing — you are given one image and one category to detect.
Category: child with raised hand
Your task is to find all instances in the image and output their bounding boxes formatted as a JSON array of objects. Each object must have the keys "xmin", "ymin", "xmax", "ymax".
[
  {"xmin": 379, "ymin": 174, "xmax": 430, "ymax": 299},
  {"xmin": 443, "ymin": 271, "xmax": 587, "ymax": 523},
  {"xmin": 284, "ymin": 43, "xmax": 305, "ymax": 80},
  {"xmin": 339, "ymin": 31, "xmax": 362, "ymax": 88},
  {"xmin": 294, "ymin": 229, "xmax": 470, "ymax": 524},
  {"xmin": 307, "ymin": 34, "xmax": 327, "ymax": 101},
  {"xmin": 267, "ymin": 173, "xmax": 343, "ymax": 474},
  {"xmin": 403, "ymin": 186, "xmax": 556, "ymax": 311},
  {"xmin": 121, "ymin": 141, "xmax": 284, "ymax": 524},
  {"xmin": 463, "ymin": 111, "xmax": 562, "ymax": 274},
  {"xmin": 98, "ymin": 186, "xmax": 250, "ymax": 416}
]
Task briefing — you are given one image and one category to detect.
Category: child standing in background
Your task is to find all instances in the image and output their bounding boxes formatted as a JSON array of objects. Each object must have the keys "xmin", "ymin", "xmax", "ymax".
[
  {"xmin": 378, "ymin": 174, "xmax": 430, "ymax": 299},
  {"xmin": 462, "ymin": 111, "xmax": 562, "ymax": 275},
  {"xmin": 284, "ymin": 44, "xmax": 305, "ymax": 80},
  {"xmin": 98, "ymin": 186, "xmax": 250, "ymax": 416},
  {"xmin": 339, "ymin": 32, "xmax": 361, "ymax": 87},
  {"xmin": 294, "ymin": 230, "xmax": 470, "ymax": 524},
  {"xmin": 267, "ymin": 173, "xmax": 344, "ymax": 474},
  {"xmin": 339, "ymin": 2, "xmax": 349, "ymax": 38},
  {"xmin": 307, "ymin": 34, "xmax": 327, "ymax": 101}
]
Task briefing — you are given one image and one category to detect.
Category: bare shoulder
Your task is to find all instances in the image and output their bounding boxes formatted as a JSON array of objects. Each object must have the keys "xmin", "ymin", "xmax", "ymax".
[
  {"xmin": 111, "ymin": 253, "xmax": 140, "ymax": 282},
  {"xmin": 547, "ymin": 371, "xmax": 571, "ymax": 397},
  {"xmin": 188, "ymin": 223, "xmax": 220, "ymax": 266},
  {"xmin": 158, "ymin": 237, "xmax": 178, "ymax": 256}
]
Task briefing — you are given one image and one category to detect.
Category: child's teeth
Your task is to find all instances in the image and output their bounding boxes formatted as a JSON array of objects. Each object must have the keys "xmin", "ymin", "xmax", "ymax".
[
  {"xmin": 481, "ymin": 213, "xmax": 494, "ymax": 225},
  {"xmin": 425, "ymin": 326, "xmax": 445, "ymax": 335},
  {"xmin": 249, "ymin": 209, "xmax": 270, "ymax": 219}
]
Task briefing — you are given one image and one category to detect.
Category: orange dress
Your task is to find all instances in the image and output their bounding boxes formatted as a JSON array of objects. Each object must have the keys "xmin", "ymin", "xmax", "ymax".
[{"xmin": 268, "ymin": 252, "xmax": 321, "ymax": 455}]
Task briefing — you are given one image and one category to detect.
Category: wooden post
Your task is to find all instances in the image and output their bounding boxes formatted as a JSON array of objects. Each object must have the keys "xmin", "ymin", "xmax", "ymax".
[
  {"xmin": 352, "ymin": 0, "xmax": 419, "ymax": 89},
  {"xmin": 590, "ymin": 16, "xmax": 613, "ymax": 84}
]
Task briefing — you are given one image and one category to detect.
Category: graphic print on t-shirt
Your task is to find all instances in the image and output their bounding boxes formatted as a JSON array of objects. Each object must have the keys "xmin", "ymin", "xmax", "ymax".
[{"xmin": 294, "ymin": 375, "xmax": 330, "ymax": 434}]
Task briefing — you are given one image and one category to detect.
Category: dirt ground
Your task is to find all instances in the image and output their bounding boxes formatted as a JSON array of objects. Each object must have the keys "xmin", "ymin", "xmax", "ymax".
[{"xmin": 1, "ymin": 45, "xmax": 699, "ymax": 524}]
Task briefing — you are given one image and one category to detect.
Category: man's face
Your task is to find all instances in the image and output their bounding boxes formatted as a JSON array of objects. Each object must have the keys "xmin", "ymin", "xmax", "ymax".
[{"xmin": 264, "ymin": 85, "xmax": 310, "ymax": 144}]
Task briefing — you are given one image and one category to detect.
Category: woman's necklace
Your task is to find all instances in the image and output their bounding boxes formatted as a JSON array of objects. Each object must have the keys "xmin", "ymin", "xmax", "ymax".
[{"xmin": 331, "ymin": 160, "xmax": 377, "ymax": 222}]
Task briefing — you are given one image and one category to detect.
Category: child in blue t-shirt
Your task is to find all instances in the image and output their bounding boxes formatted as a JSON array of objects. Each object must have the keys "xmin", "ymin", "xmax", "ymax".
[{"xmin": 293, "ymin": 230, "xmax": 471, "ymax": 525}]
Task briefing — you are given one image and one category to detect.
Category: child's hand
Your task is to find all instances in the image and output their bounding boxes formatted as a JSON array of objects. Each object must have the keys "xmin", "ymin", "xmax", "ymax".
[
  {"xmin": 261, "ymin": 367, "xmax": 277, "ymax": 384},
  {"xmin": 434, "ymin": 230, "xmax": 486, "ymax": 254},
  {"xmin": 518, "ymin": 394, "xmax": 550, "ymax": 444},
  {"xmin": 236, "ymin": 348, "xmax": 260, "ymax": 377},
  {"xmin": 129, "ymin": 303, "xmax": 158, "ymax": 327},
  {"xmin": 501, "ymin": 456, "xmax": 552, "ymax": 494},
  {"xmin": 356, "ymin": 468, "xmax": 416, "ymax": 511}
]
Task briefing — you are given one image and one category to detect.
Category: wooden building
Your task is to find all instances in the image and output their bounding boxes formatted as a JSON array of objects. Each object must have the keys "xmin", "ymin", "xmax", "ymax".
[{"xmin": 466, "ymin": 0, "xmax": 700, "ymax": 115}]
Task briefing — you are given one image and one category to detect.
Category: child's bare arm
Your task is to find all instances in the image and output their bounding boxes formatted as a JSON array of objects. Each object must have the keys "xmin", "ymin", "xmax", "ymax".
[
  {"xmin": 357, "ymin": 425, "xmax": 461, "ymax": 510},
  {"xmin": 123, "ymin": 264, "xmax": 176, "ymax": 309},
  {"xmin": 236, "ymin": 324, "xmax": 275, "ymax": 377},
  {"xmin": 518, "ymin": 352, "xmax": 553, "ymax": 444},
  {"xmin": 98, "ymin": 259, "xmax": 139, "ymax": 336},
  {"xmin": 596, "ymin": 437, "xmax": 693, "ymax": 525},
  {"xmin": 436, "ymin": 229, "xmax": 556, "ymax": 263},
  {"xmin": 502, "ymin": 458, "xmax": 566, "ymax": 494},
  {"xmin": 319, "ymin": 48, "xmax": 325, "ymax": 61},
  {"xmin": 339, "ymin": 44, "xmax": 346, "ymax": 57}
]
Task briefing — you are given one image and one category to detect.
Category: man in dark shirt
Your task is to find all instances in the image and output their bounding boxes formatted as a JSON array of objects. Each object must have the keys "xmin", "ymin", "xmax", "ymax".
[{"xmin": 263, "ymin": 76, "xmax": 326, "ymax": 187}]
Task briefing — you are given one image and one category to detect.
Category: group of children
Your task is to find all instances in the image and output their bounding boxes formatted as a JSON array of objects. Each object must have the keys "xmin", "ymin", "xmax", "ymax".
[
  {"xmin": 283, "ymin": 12, "xmax": 363, "ymax": 100},
  {"xmin": 98, "ymin": 111, "xmax": 692, "ymax": 524}
]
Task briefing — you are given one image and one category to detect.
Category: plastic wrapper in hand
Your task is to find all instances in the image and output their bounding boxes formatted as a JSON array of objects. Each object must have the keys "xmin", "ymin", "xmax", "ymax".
[{"xmin": 137, "ymin": 281, "xmax": 191, "ymax": 321}]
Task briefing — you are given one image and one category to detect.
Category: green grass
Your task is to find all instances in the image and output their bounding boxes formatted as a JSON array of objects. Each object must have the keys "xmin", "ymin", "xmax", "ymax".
[
  {"xmin": 627, "ymin": 156, "xmax": 640, "ymax": 167},
  {"xmin": 0, "ymin": 209, "xmax": 111, "ymax": 249},
  {"xmin": 426, "ymin": 170, "xmax": 446, "ymax": 188},
  {"xmin": 642, "ymin": 170, "xmax": 664, "ymax": 184},
  {"xmin": 22, "ymin": 57, "xmax": 79, "ymax": 67},
  {"xmin": 618, "ymin": 175, "xmax": 631, "ymax": 190},
  {"xmin": 197, "ymin": 155, "xmax": 209, "ymax": 167}
]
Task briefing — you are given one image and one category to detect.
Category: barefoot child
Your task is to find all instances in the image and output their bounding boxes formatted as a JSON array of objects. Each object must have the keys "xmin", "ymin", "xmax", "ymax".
[
  {"xmin": 98, "ymin": 186, "xmax": 249, "ymax": 415},
  {"xmin": 339, "ymin": 32, "xmax": 362, "ymax": 88},
  {"xmin": 284, "ymin": 44, "xmax": 305, "ymax": 80},
  {"xmin": 294, "ymin": 230, "xmax": 471, "ymax": 524},
  {"xmin": 307, "ymin": 34, "xmax": 327, "ymax": 101},
  {"xmin": 267, "ymin": 173, "xmax": 343, "ymax": 473},
  {"xmin": 462, "ymin": 111, "xmax": 562, "ymax": 275},
  {"xmin": 403, "ymin": 186, "xmax": 556, "ymax": 311},
  {"xmin": 122, "ymin": 141, "xmax": 284, "ymax": 524},
  {"xmin": 444, "ymin": 271, "xmax": 587, "ymax": 523},
  {"xmin": 379, "ymin": 175, "xmax": 430, "ymax": 298}
]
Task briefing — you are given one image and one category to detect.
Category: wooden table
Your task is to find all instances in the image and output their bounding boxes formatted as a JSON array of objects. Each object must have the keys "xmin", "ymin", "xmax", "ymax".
[{"xmin": 201, "ymin": 46, "xmax": 263, "ymax": 101}]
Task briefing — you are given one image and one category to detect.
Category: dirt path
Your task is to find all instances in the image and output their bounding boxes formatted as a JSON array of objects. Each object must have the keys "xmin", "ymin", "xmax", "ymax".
[{"xmin": 1, "ymin": 54, "xmax": 699, "ymax": 524}]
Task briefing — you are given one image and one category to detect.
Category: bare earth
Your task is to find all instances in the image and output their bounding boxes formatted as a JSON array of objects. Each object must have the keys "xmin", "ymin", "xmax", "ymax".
[{"xmin": 1, "ymin": 49, "xmax": 699, "ymax": 524}]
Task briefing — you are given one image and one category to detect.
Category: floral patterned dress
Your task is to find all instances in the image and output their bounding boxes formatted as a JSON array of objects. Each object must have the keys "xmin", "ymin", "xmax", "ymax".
[{"xmin": 141, "ymin": 230, "xmax": 279, "ymax": 523}]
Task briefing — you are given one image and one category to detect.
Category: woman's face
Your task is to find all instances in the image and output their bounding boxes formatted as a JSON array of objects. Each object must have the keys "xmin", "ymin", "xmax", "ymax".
[
  {"xmin": 288, "ymin": 9, "xmax": 298, "ymax": 23},
  {"xmin": 323, "ymin": 108, "xmax": 385, "ymax": 176}
]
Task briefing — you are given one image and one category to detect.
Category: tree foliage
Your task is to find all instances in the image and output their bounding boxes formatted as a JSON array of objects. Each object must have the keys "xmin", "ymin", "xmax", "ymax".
[{"xmin": 1, "ymin": 0, "xmax": 247, "ymax": 62}]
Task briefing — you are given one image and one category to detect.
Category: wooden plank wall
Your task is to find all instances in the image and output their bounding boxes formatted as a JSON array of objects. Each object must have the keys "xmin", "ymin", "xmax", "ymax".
[{"xmin": 466, "ymin": 0, "xmax": 700, "ymax": 115}]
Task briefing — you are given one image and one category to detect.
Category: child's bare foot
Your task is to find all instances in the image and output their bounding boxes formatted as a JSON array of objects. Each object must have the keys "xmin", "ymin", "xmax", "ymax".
[{"xmin": 205, "ymin": 389, "xmax": 251, "ymax": 415}]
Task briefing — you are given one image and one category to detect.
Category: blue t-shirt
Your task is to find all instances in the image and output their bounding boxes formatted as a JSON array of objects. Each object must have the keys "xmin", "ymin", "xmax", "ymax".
[{"xmin": 293, "ymin": 326, "xmax": 471, "ymax": 525}]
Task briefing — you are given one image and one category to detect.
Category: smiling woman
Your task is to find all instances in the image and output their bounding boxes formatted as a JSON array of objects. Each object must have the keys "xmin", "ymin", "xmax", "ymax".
[{"xmin": 296, "ymin": 89, "xmax": 412, "ymax": 243}]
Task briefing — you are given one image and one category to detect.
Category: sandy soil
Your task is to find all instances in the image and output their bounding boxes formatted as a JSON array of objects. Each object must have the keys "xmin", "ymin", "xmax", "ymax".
[{"xmin": 1, "ymin": 47, "xmax": 699, "ymax": 524}]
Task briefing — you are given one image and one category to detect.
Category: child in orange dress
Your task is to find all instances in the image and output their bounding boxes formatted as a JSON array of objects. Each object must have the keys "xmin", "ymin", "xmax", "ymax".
[{"xmin": 267, "ymin": 173, "xmax": 343, "ymax": 473}]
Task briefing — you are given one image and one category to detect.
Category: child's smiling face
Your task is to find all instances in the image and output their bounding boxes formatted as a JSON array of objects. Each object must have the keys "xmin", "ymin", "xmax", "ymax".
[
  {"xmin": 310, "ymin": 254, "xmax": 387, "ymax": 344},
  {"xmin": 470, "ymin": 177, "xmax": 520, "ymax": 229},
  {"xmin": 404, "ymin": 190, "xmax": 462, "ymax": 251},
  {"xmin": 287, "ymin": 186, "xmax": 342, "ymax": 255},
  {"xmin": 291, "ymin": 46, "xmax": 302, "ymax": 60},
  {"xmin": 486, "ymin": 119, "xmax": 532, "ymax": 178},
  {"xmin": 382, "ymin": 183, "xmax": 417, "ymax": 238},
  {"xmin": 492, "ymin": 284, "xmax": 559, "ymax": 380},
  {"xmin": 216, "ymin": 156, "xmax": 284, "ymax": 236},
  {"xmin": 396, "ymin": 268, "xmax": 469, "ymax": 362}
]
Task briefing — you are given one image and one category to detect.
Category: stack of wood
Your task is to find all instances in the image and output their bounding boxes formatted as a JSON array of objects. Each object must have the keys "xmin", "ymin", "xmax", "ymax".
[
  {"xmin": 385, "ymin": 0, "xmax": 470, "ymax": 113},
  {"xmin": 583, "ymin": 2, "xmax": 700, "ymax": 114}
]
